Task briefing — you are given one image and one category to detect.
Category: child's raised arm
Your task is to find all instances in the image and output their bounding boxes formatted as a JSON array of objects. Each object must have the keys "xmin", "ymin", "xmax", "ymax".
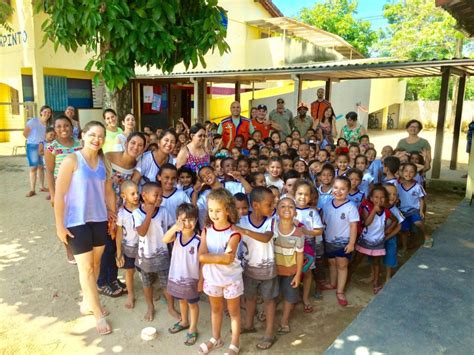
[
  {"xmin": 199, "ymin": 231, "xmax": 240, "ymax": 265},
  {"xmin": 162, "ymin": 220, "xmax": 182, "ymax": 243},
  {"xmin": 362, "ymin": 205, "xmax": 378, "ymax": 227},
  {"xmin": 135, "ymin": 204, "xmax": 154, "ymax": 236},
  {"xmin": 233, "ymin": 225, "xmax": 272, "ymax": 243}
]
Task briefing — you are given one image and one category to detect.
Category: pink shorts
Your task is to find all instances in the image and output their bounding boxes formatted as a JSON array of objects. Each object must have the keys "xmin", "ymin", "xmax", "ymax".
[{"xmin": 203, "ymin": 279, "xmax": 244, "ymax": 300}]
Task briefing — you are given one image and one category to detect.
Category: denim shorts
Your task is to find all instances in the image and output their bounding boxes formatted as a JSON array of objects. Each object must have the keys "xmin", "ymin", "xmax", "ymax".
[
  {"xmin": 383, "ymin": 237, "xmax": 398, "ymax": 268},
  {"xmin": 121, "ymin": 254, "xmax": 136, "ymax": 270},
  {"xmin": 278, "ymin": 275, "xmax": 299, "ymax": 304},
  {"xmin": 243, "ymin": 275, "xmax": 279, "ymax": 300},
  {"xmin": 26, "ymin": 143, "xmax": 44, "ymax": 167}
]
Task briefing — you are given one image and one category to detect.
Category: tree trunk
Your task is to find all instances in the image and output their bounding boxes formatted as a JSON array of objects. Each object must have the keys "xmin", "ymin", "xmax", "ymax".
[
  {"xmin": 448, "ymin": 37, "xmax": 463, "ymax": 130},
  {"xmin": 103, "ymin": 83, "xmax": 132, "ymax": 121}
]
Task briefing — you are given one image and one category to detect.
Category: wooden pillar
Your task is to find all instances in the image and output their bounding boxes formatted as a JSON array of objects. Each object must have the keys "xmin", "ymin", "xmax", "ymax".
[
  {"xmin": 432, "ymin": 67, "xmax": 451, "ymax": 179},
  {"xmin": 297, "ymin": 76, "xmax": 303, "ymax": 104},
  {"xmin": 325, "ymin": 79, "xmax": 332, "ymax": 101},
  {"xmin": 197, "ymin": 79, "xmax": 207, "ymax": 123},
  {"xmin": 450, "ymin": 74, "xmax": 466, "ymax": 170},
  {"xmin": 235, "ymin": 81, "xmax": 241, "ymax": 102}
]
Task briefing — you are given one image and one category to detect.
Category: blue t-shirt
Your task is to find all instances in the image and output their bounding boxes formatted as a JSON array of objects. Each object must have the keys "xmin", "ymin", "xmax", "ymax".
[{"xmin": 26, "ymin": 118, "xmax": 46, "ymax": 144}]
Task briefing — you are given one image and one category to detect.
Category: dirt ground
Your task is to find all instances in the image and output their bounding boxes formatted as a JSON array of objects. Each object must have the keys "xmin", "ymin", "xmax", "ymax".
[{"xmin": 0, "ymin": 156, "xmax": 464, "ymax": 355}]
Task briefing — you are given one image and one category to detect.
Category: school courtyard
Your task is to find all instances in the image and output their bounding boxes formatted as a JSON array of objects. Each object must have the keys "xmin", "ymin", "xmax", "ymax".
[{"xmin": 0, "ymin": 128, "xmax": 472, "ymax": 354}]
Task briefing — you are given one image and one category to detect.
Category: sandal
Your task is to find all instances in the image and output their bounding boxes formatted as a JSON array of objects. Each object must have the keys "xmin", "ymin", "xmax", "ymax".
[
  {"xmin": 320, "ymin": 283, "xmax": 337, "ymax": 291},
  {"xmin": 168, "ymin": 321, "xmax": 189, "ymax": 334},
  {"xmin": 373, "ymin": 286, "xmax": 383, "ymax": 295},
  {"xmin": 98, "ymin": 284, "xmax": 122, "ymax": 298},
  {"xmin": 111, "ymin": 279, "xmax": 127, "ymax": 293},
  {"xmin": 184, "ymin": 331, "xmax": 198, "ymax": 346},
  {"xmin": 25, "ymin": 191, "xmax": 36, "ymax": 197},
  {"xmin": 277, "ymin": 324, "xmax": 291, "ymax": 334},
  {"xmin": 96, "ymin": 316, "xmax": 112, "ymax": 335},
  {"xmin": 198, "ymin": 337, "xmax": 224, "ymax": 354},
  {"xmin": 256, "ymin": 336, "xmax": 277, "ymax": 350},
  {"xmin": 40, "ymin": 187, "xmax": 49, "ymax": 192},
  {"xmin": 423, "ymin": 238, "xmax": 434, "ymax": 248},
  {"xmin": 224, "ymin": 344, "xmax": 240, "ymax": 355},
  {"xmin": 303, "ymin": 303, "xmax": 313, "ymax": 313},
  {"xmin": 336, "ymin": 292, "xmax": 348, "ymax": 307},
  {"xmin": 256, "ymin": 310, "xmax": 266, "ymax": 322},
  {"xmin": 241, "ymin": 327, "xmax": 257, "ymax": 334},
  {"xmin": 80, "ymin": 307, "xmax": 109, "ymax": 317}
]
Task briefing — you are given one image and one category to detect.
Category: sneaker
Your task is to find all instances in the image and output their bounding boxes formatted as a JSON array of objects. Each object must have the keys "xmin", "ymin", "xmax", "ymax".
[{"xmin": 423, "ymin": 238, "xmax": 434, "ymax": 248}]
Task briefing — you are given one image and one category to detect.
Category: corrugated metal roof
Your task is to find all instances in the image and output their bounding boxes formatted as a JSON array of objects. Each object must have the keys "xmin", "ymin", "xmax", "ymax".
[{"xmin": 135, "ymin": 57, "xmax": 474, "ymax": 82}]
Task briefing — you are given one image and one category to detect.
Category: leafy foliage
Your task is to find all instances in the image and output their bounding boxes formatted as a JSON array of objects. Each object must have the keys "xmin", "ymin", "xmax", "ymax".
[
  {"xmin": 36, "ymin": 0, "xmax": 230, "ymax": 89},
  {"xmin": 298, "ymin": 0, "xmax": 377, "ymax": 57},
  {"xmin": 0, "ymin": 1, "xmax": 14, "ymax": 31}
]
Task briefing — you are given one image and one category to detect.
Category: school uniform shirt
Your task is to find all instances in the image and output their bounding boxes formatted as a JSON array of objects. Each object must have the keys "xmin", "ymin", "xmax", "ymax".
[
  {"xmin": 223, "ymin": 180, "xmax": 245, "ymax": 195},
  {"xmin": 197, "ymin": 189, "xmax": 212, "ymax": 228},
  {"xmin": 273, "ymin": 223, "xmax": 305, "ymax": 276},
  {"xmin": 335, "ymin": 169, "xmax": 349, "ymax": 177},
  {"xmin": 133, "ymin": 206, "xmax": 172, "ymax": 272},
  {"xmin": 202, "ymin": 225, "xmax": 243, "ymax": 286},
  {"xmin": 265, "ymin": 174, "xmax": 284, "ymax": 192},
  {"xmin": 167, "ymin": 232, "xmax": 201, "ymax": 300},
  {"xmin": 383, "ymin": 177, "xmax": 398, "ymax": 187},
  {"xmin": 360, "ymin": 170, "xmax": 374, "ymax": 196},
  {"xmin": 162, "ymin": 188, "xmax": 191, "ymax": 225},
  {"xmin": 296, "ymin": 207, "xmax": 324, "ymax": 246},
  {"xmin": 117, "ymin": 206, "xmax": 139, "ymax": 258},
  {"xmin": 348, "ymin": 190, "xmax": 365, "ymax": 208},
  {"xmin": 389, "ymin": 205, "xmax": 405, "ymax": 225},
  {"xmin": 397, "ymin": 182, "xmax": 426, "ymax": 213},
  {"xmin": 237, "ymin": 213, "xmax": 276, "ymax": 280},
  {"xmin": 178, "ymin": 184, "xmax": 194, "ymax": 199},
  {"xmin": 135, "ymin": 151, "xmax": 176, "ymax": 187},
  {"xmin": 358, "ymin": 206, "xmax": 390, "ymax": 247},
  {"xmin": 322, "ymin": 200, "xmax": 359, "ymax": 251},
  {"xmin": 369, "ymin": 159, "xmax": 383, "ymax": 183},
  {"xmin": 317, "ymin": 185, "xmax": 334, "ymax": 209}
]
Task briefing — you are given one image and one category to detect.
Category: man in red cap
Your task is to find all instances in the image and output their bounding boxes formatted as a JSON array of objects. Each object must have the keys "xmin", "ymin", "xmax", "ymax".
[{"xmin": 290, "ymin": 102, "xmax": 313, "ymax": 137}]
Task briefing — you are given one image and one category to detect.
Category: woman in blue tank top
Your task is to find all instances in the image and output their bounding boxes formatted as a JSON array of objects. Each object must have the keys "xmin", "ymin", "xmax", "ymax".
[{"xmin": 54, "ymin": 121, "xmax": 117, "ymax": 335}]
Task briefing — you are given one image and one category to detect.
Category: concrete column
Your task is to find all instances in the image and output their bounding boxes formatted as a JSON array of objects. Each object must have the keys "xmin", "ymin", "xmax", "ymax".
[
  {"xmin": 381, "ymin": 106, "xmax": 388, "ymax": 130},
  {"xmin": 450, "ymin": 74, "xmax": 466, "ymax": 170},
  {"xmin": 31, "ymin": 61, "xmax": 45, "ymax": 109}
]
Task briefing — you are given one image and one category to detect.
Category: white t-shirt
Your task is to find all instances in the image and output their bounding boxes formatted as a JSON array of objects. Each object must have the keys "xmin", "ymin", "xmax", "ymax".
[
  {"xmin": 360, "ymin": 170, "xmax": 374, "ymax": 196},
  {"xmin": 348, "ymin": 190, "xmax": 365, "ymax": 208},
  {"xmin": 26, "ymin": 118, "xmax": 46, "ymax": 144},
  {"xmin": 223, "ymin": 180, "xmax": 245, "ymax": 195},
  {"xmin": 397, "ymin": 182, "xmax": 426, "ymax": 212},
  {"xmin": 296, "ymin": 207, "xmax": 324, "ymax": 245},
  {"xmin": 322, "ymin": 200, "xmax": 359, "ymax": 250},
  {"xmin": 317, "ymin": 185, "xmax": 334, "ymax": 209},
  {"xmin": 135, "ymin": 151, "xmax": 176, "ymax": 187},
  {"xmin": 237, "ymin": 213, "xmax": 275, "ymax": 280},
  {"xmin": 133, "ymin": 205, "xmax": 172, "ymax": 272},
  {"xmin": 117, "ymin": 206, "xmax": 139, "ymax": 257},
  {"xmin": 359, "ymin": 206, "xmax": 390, "ymax": 246},
  {"xmin": 202, "ymin": 225, "xmax": 243, "ymax": 286},
  {"xmin": 178, "ymin": 184, "xmax": 194, "ymax": 199},
  {"xmin": 197, "ymin": 189, "xmax": 212, "ymax": 228},
  {"xmin": 265, "ymin": 174, "xmax": 284, "ymax": 192},
  {"xmin": 161, "ymin": 188, "xmax": 191, "ymax": 225}
]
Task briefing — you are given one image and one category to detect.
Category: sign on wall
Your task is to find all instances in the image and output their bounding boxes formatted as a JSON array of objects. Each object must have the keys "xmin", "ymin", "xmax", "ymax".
[{"xmin": 0, "ymin": 31, "xmax": 28, "ymax": 47}]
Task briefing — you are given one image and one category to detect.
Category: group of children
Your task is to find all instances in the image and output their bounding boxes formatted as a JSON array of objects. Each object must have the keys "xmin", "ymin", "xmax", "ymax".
[{"xmin": 108, "ymin": 120, "xmax": 433, "ymax": 354}]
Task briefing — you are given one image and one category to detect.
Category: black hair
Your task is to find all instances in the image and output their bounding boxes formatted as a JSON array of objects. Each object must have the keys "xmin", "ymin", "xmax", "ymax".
[
  {"xmin": 346, "ymin": 168, "xmax": 363, "ymax": 180},
  {"xmin": 318, "ymin": 149, "xmax": 329, "ymax": 159},
  {"xmin": 383, "ymin": 156, "xmax": 401, "ymax": 174},
  {"xmin": 46, "ymin": 126, "xmax": 55, "ymax": 134},
  {"xmin": 176, "ymin": 203, "xmax": 199, "ymax": 221},
  {"xmin": 142, "ymin": 181, "xmax": 161, "ymax": 194},
  {"xmin": 263, "ymin": 137, "xmax": 274, "ymax": 146},
  {"xmin": 212, "ymin": 133, "xmax": 222, "ymax": 140},
  {"xmin": 334, "ymin": 175, "xmax": 351, "ymax": 189},
  {"xmin": 269, "ymin": 156, "xmax": 282, "ymax": 165},
  {"xmin": 158, "ymin": 163, "xmax": 177, "ymax": 176},
  {"xmin": 280, "ymin": 154, "xmax": 292, "ymax": 162},
  {"xmin": 321, "ymin": 163, "xmax": 335, "ymax": 176},
  {"xmin": 405, "ymin": 119, "xmax": 423, "ymax": 130},
  {"xmin": 369, "ymin": 183, "xmax": 388, "ymax": 200},
  {"xmin": 177, "ymin": 166, "xmax": 197, "ymax": 185},
  {"xmin": 401, "ymin": 162, "xmax": 418, "ymax": 172},
  {"xmin": 355, "ymin": 154, "xmax": 368, "ymax": 165},
  {"xmin": 282, "ymin": 169, "xmax": 300, "ymax": 182},
  {"xmin": 410, "ymin": 151, "xmax": 425, "ymax": 165},
  {"xmin": 158, "ymin": 128, "xmax": 178, "ymax": 142},
  {"xmin": 102, "ymin": 108, "xmax": 117, "ymax": 119},
  {"xmin": 336, "ymin": 152, "xmax": 350, "ymax": 160},
  {"xmin": 248, "ymin": 171, "xmax": 265, "ymax": 185},
  {"xmin": 287, "ymin": 148, "xmax": 298, "ymax": 160},
  {"xmin": 249, "ymin": 186, "xmax": 273, "ymax": 204},
  {"xmin": 337, "ymin": 137, "xmax": 348, "ymax": 146},
  {"xmin": 345, "ymin": 111, "xmax": 358, "ymax": 121},
  {"xmin": 258, "ymin": 155, "xmax": 269, "ymax": 162},
  {"xmin": 359, "ymin": 134, "xmax": 370, "ymax": 142},
  {"xmin": 234, "ymin": 192, "xmax": 248, "ymax": 204},
  {"xmin": 189, "ymin": 123, "xmax": 205, "ymax": 136},
  {"xmin": 126, "ymin": 131, "xmax": 146, "ymax": 145},
  {"xmin": 53, "ymin": 114, "xmax": 72, "ymax": 126}
]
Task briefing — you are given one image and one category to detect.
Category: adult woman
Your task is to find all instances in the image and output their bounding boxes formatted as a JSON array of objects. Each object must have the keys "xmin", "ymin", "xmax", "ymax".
[
  {"xmin": 176, "ymin": 123, "xmax": 210, "ymax": 173},
  {"xmin": 132, "ymin": 129, "xmax": 177, "ymax": 186},
  {"xmin": 114, "ymin": 113, "xmax": 136, "ymax": 152},
  {"xmin": 54, "ymin": 121, "xmax": 116, "ymax": 335},
  {"xmin": 396, "ymin": 119, "xmax": 432, "ymax": 170},
  {"xmin": 339, "ymin": 111, "xmax": 367, "ymax": 144},
  {"xmin": 97, "ymin": 132, "xmax": 146, "ymax": 298},
  {"xmin": 23, "ymin": 105, "xmax": 52, "ymax": 197},
  {"xmin": 313, "ymin": 106, "xmax": 337, "ymax": 144},
  {"xmin": 65, "ymin": 106, "xmax": 81, "ymax": 139},
  {"xmin": 45, "ymin": 115, "xmax": 82, "ymax": 263},
  {"xmin": 102, "ymin": 109, "xmax": 123, "ymax": 153}
]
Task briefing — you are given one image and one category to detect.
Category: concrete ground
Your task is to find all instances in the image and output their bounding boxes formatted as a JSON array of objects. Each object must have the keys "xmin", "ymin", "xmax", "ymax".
[{"xmin": 325, "ymin": 199, "xmax": 474, "ymax": 355}]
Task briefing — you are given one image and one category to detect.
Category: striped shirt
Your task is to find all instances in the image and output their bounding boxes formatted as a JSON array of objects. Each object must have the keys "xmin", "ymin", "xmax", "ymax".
[
  {"xmin": 47, "ymin": 138, "xmax": 82, "ymax": 177},
  {"xmin": 273, "ymin": 223, "xmax": 304, "ymax": 276}
]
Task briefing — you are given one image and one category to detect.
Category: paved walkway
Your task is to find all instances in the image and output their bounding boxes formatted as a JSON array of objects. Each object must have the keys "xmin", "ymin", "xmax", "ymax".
[{"xmin": 325, "ymin": 199, "xmax": 474, "ymax": 355}]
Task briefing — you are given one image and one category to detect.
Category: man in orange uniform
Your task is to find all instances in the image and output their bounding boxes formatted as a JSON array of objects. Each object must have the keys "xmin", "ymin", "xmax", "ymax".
[
  {"xmin": 310, "ymin": 88, "xmax": 332, "ymax": 121},
  {"xmin": 252, "ymin": 104, "xmax": 272, "ymax": 139},
  {"xmin": 217, "ymin": 101, "xmax": 254, "ymax": 149}
]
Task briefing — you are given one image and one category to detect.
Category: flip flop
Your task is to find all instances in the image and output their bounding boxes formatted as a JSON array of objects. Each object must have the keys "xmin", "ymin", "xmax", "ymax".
[
  {"xmin": 303, "ymin": 303, "xmax": 313, "ymax": 313},
  {"xmin": 256, "ymin": 336, "xmax": 277, "ymax": 350},
  {"xmin": 40, "ymin": 187, "xmax": 49, "ymax": 192},
  {"xmin": 168, "ymin": 321, "xmax": 190, "ymax": 334},
  {"xmin": 320, "ymin": 283, "xmax": 337, "ymax": 291},
  {"xmin": 96, "ymin": 316, "xmax": 112, "ymax": 335},
  {"xmin": 184, "ymin": 331, "xmax": 198, "ymax": 346},
  {"xmin": 336, "ymin": 292, "xmax": 348, "ymax": 307},
  {"xmin": 373, "ymin": 286, "xmax": 383, "ymax": 295},
  {"xmin": 25, "ymin": 191, "xmax": 36, "ymax": 197},
  {"xmin": 277, "ymin": 325, "xmax": 290, "ymax": 334},
  {"xmin": 241, "ymin": 327, "xmax": 257, "ymax": 334}
]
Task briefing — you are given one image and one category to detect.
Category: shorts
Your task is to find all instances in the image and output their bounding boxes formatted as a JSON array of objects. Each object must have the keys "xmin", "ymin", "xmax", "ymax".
[
  {"xmin": 355, "ymin": 245, "xmax": 386, "ymax": 256},
  {"xmin": 278, "ymin": 275, "xmax": 299, "ymax": 304},
  {"xmin": 175, "ymin": 296, "xmax": 200, "ymax": 305},
  {"xmin": 383, "ymin": 237, "xmax": 398, "ymax": 268},
  {"xmin": 137, "ymin": 267, "xmax": 169, "ymax": 289},
  {"xmin": 325, "ymin": 247, "xmax": 352, "ymax": 260},
  {"xmin": 401, "ymin": 210, "xmax": 422, "ymax": 232},
  {"xmin": 26, "ymin": 143, "xmax": 44, "ymax": 167},
  {"xmin": 67, "ymin": 221, "xmax": 107, "ymax": 255},
  {"xmin": 243, "ymin": 275, "xmax": 279, "ymax": 300},
  {"xmin": 122, "ymin": 254, "xmax": 136, "ymax": 269},
  {"xmin": 203, "ymin": 279, "xmax": 244, "ymax": 300}
]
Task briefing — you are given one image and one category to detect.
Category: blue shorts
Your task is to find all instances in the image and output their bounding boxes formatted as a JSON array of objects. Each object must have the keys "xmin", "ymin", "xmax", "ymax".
[
  {"xmin": 122, "ymin": 254, "xmax": 136, "ymax": 269},
  {"xmin": 401, "ymin": 211, "xmax": 422, "ymax": 232},
  {"xmin": 278, "ymin": 275, "xmax": 299, "ymax": 304},
  {"xmin": 383, "ymin": 237, "xmax": 398, "ymax": 268},
  {"xmin": 26, "ymin": 143, "xmax": 44, "ymax": 167},
  {"xmin": 325, "ymin": 247, "xmax": 352, "ymax": 260},
  {"xmin": 175, "ymin": 296, "xmax": 200, "ymax": 304}
]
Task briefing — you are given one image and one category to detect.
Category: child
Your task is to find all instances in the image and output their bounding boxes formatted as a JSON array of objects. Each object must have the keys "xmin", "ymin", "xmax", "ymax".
[
  {"xmin": 281, "ymin": 155, "xmax": 293, "ymax": 174},
  {"xmin": 273, "ymin": 197, "xmax": 304, "ymax": 334},
  {"xmin": 237, "ymin": 157, "xmax": 250, "ymax": 178},
  {"xmin": 347, "ymin": 169, "xmax": 365, "ymax": 208},
  {"xmin": 317, "ymin": 164, "xmax": 335, "ymax": 209},
  {"xmin": 293, "ymin": 158, "xmax": 310, "ymax": 179},
  {"xmin": 321, "ymin": 176, "xmax": 359, "ymax": 306},
  {"xmin": 335, "ymin": 153, "xmax": 350, "ymax": 177},
  {"xmin": 383, "ymin": 183, "xmax": 403, "ymax": 283},
  {"xmin": 258, "ymin": 155, "xmax": 269, "ymax": 174},
  {"xmin": 317, "ymin": 149, "xmax": 329, "ymax": 164},
  {"xmin": 265, "ymin": 157, "xmax": 284, "ymax": 191},
  {"xmin": 397, "ymin": 163, "xmax": 433, "ymax": 250},
  {"xmin": 352, "ymin": 185, "xmax": 398, "ymax": 294},
  {"xmin": 198, "ymin": 189, "xmax": 243, "ymax": 355},
  {"xmin": 355, "ymin": 154, "xmax": 374, "ymax": 197},
  {"xmin": 133, "ymin": 182, "xmax": 179, "ymax": 321},
  {"xmin": 282, "ymin": 169, "xmax": 300, "ymax": 198},
  {"xmin": 158, "ymin": 164, "xmax": 191, "ymax": 225},
  {"xmin": 163, "ymin": 203, "xmax": 201, "ymax": 346},
  {"xmin": 294, "ymin": 180, "xmax": 324, "ymax": 313},
  {"xmin": 248, "ymin": 171, "xmax": 266, "ymax": 188},
  {"xmin": 367, "ymin": 148, "xmax": 383, "ymax": 183},
  {"xmin": 177, "ymin": 166, "xmax": 196, "ymax": 199},
  {"xmin": 115, "ymin": 180, "xmax": 140, "ymax": 309},
  {"xmin": 235, "ymin": 192, "xmax": 250, "ymax": 217},
  {"xmin": 297, "ymin": 143, "xmax": 310, "ymax": 162},
  {"xmin": 234, "ymin": 187, "xmax": 278, "ymax": 350},
  {"xmin": 193, "ymin": 166, "xmax": 223, "ymax": 228},
  {"xmin": 382, "ymin": 156, "xmax": 400, "ymax": 186},
  {"xmin": 348, "ymin": 143, "xmax": 360, "ymax": 167},
  {"xmin": 249, "ymin": 158, "xmax": 259, "ymax": 174}
]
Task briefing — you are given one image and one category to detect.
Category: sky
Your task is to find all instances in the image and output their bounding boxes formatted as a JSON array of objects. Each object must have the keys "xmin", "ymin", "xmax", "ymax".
[{"xmin": 272, "ymin": 0, "xmax": 390, "ymax": 31}]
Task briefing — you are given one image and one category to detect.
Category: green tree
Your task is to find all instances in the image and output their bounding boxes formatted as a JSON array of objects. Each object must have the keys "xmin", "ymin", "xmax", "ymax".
[
  {"xmin": 36, "ymin": 0, "xmax": 229, "ymax": 90},
  {"xmin": 0, "ymin": 1, "xmax": 14, "ymax": 31},
  {"xmin": 298, "ymin": 0, "xmax": 377, "ymax": 57}
]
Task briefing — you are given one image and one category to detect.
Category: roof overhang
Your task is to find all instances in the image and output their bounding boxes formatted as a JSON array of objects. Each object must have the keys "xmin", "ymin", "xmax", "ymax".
[
  {"xmin": 134, "ymin": 57, "xmax": 474, "ymax": 83},
  {"xmin": 436, "ymin": 0, "xmax": 474, "ymax": 37},
  {"xmin": 247, "ymin": 17, "xmax": 365, "ymax": 59},
  {"xmin": 255, "ymin": 0, "xmax": 284, "ymax": 17}
]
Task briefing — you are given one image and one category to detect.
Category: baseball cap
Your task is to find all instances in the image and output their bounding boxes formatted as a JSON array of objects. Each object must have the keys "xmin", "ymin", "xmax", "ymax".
[{"xmin": 257, "ymin": 104, "xmax": 267, "ymax": 110}]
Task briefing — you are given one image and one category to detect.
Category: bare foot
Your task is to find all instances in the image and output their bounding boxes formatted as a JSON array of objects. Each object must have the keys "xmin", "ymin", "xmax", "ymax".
[
  {"xmin": 144, "ymin": 306, "xmax": 155, "ymax": 321},
  {"xmin": 359, "ymin": 276, "xmax": 374, "ymax": 284},
  {"xmin": 124, "ymin": 295, "xmax": 135, "ymax": 309},
  {"xmin": 168, "ymin": 307, "xmax": 181, "ymax": 320},
  {"xmin": 96, "ymin": 316, "xmax": 112, "ymax": 335}
]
